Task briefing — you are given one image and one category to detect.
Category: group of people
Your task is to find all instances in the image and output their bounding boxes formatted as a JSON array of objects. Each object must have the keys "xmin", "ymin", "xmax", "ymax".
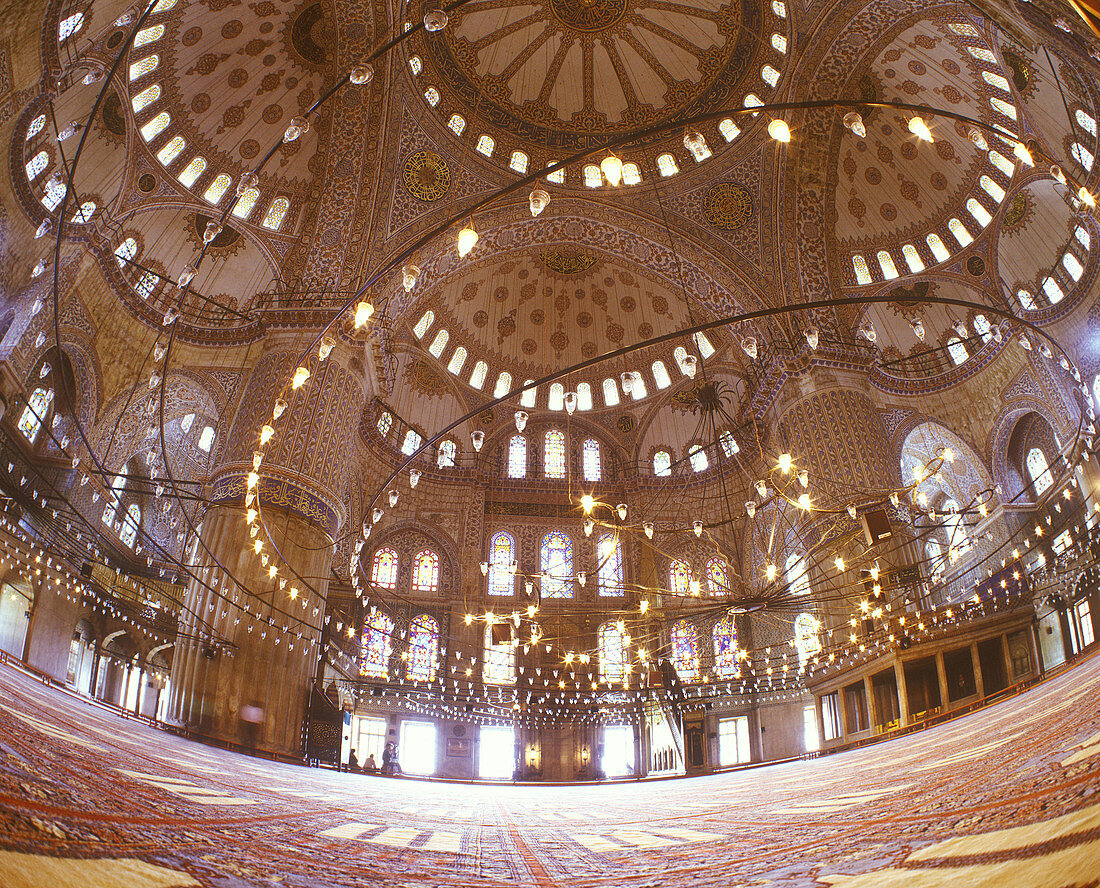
[{"xmin": 346, "ymin": 741, "xmax": 401, "ymax": 775}]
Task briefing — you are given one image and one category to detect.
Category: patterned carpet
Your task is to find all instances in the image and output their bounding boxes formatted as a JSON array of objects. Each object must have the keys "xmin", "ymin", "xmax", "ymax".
[{"xmin": 1, "ymin": 656, "xmax": 1100, "ymax": 887}]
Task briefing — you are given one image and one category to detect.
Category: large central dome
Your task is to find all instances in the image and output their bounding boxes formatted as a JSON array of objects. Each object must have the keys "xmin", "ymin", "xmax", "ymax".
[{"xmin": 423, "ymin": 0, "xmax": 764, "ymax": 148}]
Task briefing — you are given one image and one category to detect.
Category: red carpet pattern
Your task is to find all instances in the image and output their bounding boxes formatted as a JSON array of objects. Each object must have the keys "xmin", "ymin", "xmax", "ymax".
[{"xmin": 1, "ymin": 657, "xmax": 1100, "ymax": 887}]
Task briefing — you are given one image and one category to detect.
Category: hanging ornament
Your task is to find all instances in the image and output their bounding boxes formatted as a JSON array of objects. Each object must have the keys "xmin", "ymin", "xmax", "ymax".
[
  {"xmin": 471, "ymin": 430, "xmax": 485, "ymax": 451},
  {"xmin": 514, "ymin": 411, "xmax": 528, "ymax": 432}
]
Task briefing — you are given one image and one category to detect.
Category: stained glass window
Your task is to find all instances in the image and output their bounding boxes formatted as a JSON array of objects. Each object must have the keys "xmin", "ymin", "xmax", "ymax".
[
  {"xmin": 927, "ymin": 233, "xmax": 950, "ymax": 262},
  {"xmin": 508, "ymin": 434, "xmax": 527, "ymax": 478},
  {"xmin": 713, "ymin": 615, "xmax": 738, "ymax": 678},
  {"xmin": 657, "ymin": 153, "xmax": 679, "ymax": 176},
  {"xmin": 877, "ymin": 250, "xmax": 899, "ymax": 279},
  {"xmin": 1077, "ymin": 109, "xmax": 1097, "ymax": 136},
  {"xmin": 545, "ymin": 160, "xmax": 565, "ymax": 184},
  {"xmin": 428, "ymin": 329, "xmax": 448, "ymax": 357},
  {"xmin": 966, "ymin": 198, "xmax": 992, "ymax": 228},
  {"xmin": 979, "ymin": 175, "xmax": 1005, "ymax": 202},
  {"xmin": 134, "ymin": 271, "xmax": 158, "ymax": 299},
  {"xmin": 597, "ymin": 534, "xmax": 623, "ymax": 596},
  {"xmin": 71, "ymin": 200, "xmax": 96, "ymax": 223},
  {"xmin": 1073, "ymin": 143, "xmax": 1095, "ymax": 171},
  {"xmin": 120, "ymin": 503, "xmax": 141, "ymax": 548},
  {"xmin": 1013, "ymin": 288, "xmax": 1035, "ymax": 310},
  {"xmin": 520, "ymin": 380, "xmax": 537, "ymax": 408},
  {"xmin": 795, "ymin": 613, "xmax": 820, "ymax": 666},
  {"xmin": 132, "ymin": 84, "xmax": 162, "ymax": 113},
  {"xmin": 706, "ymin": 558, "xmax": 728, "ymax": 595},
  {"xmin": 982, "ymin": 71, "xmax": 1010, "ymax": 91},
  {"xmin": 115, "ymin": 237, "xmax": 138, "ymax": 266},
  {"xmin": 852, "ymin": 254, "xmax": 871, "ymax": 284},
  {"xmin": 510, "ymin": 151, "xmax": 528, "ymax": 173},
  {"xmin": 406, "ymin": 615, "xmax": 438, "ymax": 681},
  {"xmin": 772, "ymin": 33, "xmax": 787, "ymax": 53},
  {"xmin": 1077, "ymin": 225, "xmax": 1091, "ymax": 250},
  {"xmin": 447, "ymin": 346, "xmax": 467, "ymax": 375},
  {"xmin": 989, "ymin": 150, "xmax": 1014, "ymax": 176},
  {"xmin": 599, "ymin": 622, "xmax": 627, "ymax": 682},
  {"xmin": 671, "ymin": 620, "xmax": 700, "ymax": 681},
  {"xmin": 231, "ymin": 187, "xmax": 259, "ymax": 219},
  {"xmin": 140, "ymin": 112, "xmax": 171, "ymax": 142},
  {"xmin": 786, "ymin": 552, "xmax": 810, "ymax": 596},
  {"xmin": 424, "ymin": 87, "xmax": 440, "ymax": 106},
  {"xmin": 772, "ymin": 0, "xmax": 786, "ymax": 16},
  {"xmin": 58, "ymin": 12, "xmax": 84, "ymax": 39},
  {"xmin": 204, "ymin": 173, "xmax": 231, "ymax": 204},
  {"xmin": 413, "ymin": 310, "xmax": 434, "ymax": 338},
  {"xmin": 26, "ymin": 115, "xmax": 45, "ymax": 140},
  {"xmin": 377, "ymin": 411, "xmax": 392, "ymax": 437},
  {"xmin": 743, "ymin": 93, "xmax": 763, "ymax": 110},
  {"xmin": 540, "ymin": 531, "xmax": 573, "ymax": 598},
  {"xmin": 448, "ymin": 114, "xmax": 465, "ymax": 135},
  {"xmin": 198, "ymin": 426, "xmax": 215, "ymax": 453},
  {"xmin": 973, "ymin": 314, "xmax": 992, "ymax": 342},
  {"xmin": 583, "ymin": 438, "xmax": 601, "ymax": 482},
  {"xmin": 484, "ymin": 623, "xmax": 515, "ymax": 684},
  {"xmin": 26, "ymin": 151, "xmax": 48, "ymax": 180},
  {"xmin": 652, "ymin": 360, "xmax": 671, "ymax": 389},
  {"xmin": 261, "ymin": 198, "xmax": 290, "ymax": 230},
  {"xmin": 361, "ymin": 611, "xmax": 394, "ymax": 678},
  {"xmin": 694, "ymin": 332, "xmax": 715, "ymax": 358},
  {"xmin": 947, "ymin": 337, "xmax": 969, "ymax": 365},
  {"xmin": 989, "ymin": 97, "xmax": 1016, "ymax": 120},
  {"xmin": 1043, "ymin": 276, "xmax": 1065, "ymax": 304},
  {"xmin": 437, "ymin": 439, "xmax": 456, "ymax": 468},
  {"xmin": 719, "ymin": 431, "xmax": 739, "ymax": 458},
  {"xmin": 576, "ymin": 382, "xmax": 592, "ymax": 410},
  {"xmin": 948, "ymin": 217, "xmax": 973, "ymax": 247},
  {"xmin": 1064, "ymin": 251, "xmax": 1084, "ymax": 281},
  {"xmin": 469, "ymin": 360, "xmax": 488, "ymax": 389},
  {"xmin": 134, "ymin": 25, "xmax": 165, "ymax": 47},
  {"xmin": 157, "ymin": 135, "xmax": 185, "ymax": 165},
  {"xmin": 688, "ymin": 443, "xmax": 708, "ymax": 472},
  {"xmin": 371, "ymin": 548, "xmax": 399, "ymax": 589},
  {"xmin": 583, "ymin": 164, "xmax": 602, "ymax": 188},
  {"xmin": 719, "ymin": 118, "xmax": 741, "ymax": 142},
  {"xmin": 761, "ymin": 65, "xmax": 780, "ymax": 87},
  {"xmin": 401, "ymin": 429, "xmax": 422, "ymax": 455},
  {"xmin": 622, "ymin": 162, "xmax": 642, "ymax": 185},
  {"xmin": 42, "ymin": 179, "xmax": 66, "ymax": 211},
  {"xmin": 669, "ymin": 559, "xmax": 691, "ymax": 597},
  {"xmin": 602, "ymin": 378, "xmax": 620, "ymax": 406},
  {"xmin": 409, "ymin": 56, "xmax": 422, "ymax": 75},
  {"xmin": 494, "ymin": 371, "xmax": 512, "ymax": 398},
  {"xmin": 902, "ymin": 244, "xmax": 925, "ymax": 272},
  {"xmin": 654, "ymin": 450, "xmax": 671, "ymax": 476},
  {"xmin": 549, "ymin": 383, "xmax": 564, "ymax": 411},
  {"xmin": 18, "ymin": 388, "xmax": 53, "ymax": 442},
  {"xmin": 488, "ymin": 532, "xmax": 515, "ymax": 596},
  {"xmin": 130, "ymin": 56, "xmax": 159, "ymax": 80},
  {"xmin": 1027, "ymin": 447, "xmax": 1052, "ymax": 494},
  {"xmin": 412, "ymin": 550, "xmax": 439, "ymax": 593},
  {"xmin": 476, "ymin": 135, "xmax": 495, "ymax": 157}
]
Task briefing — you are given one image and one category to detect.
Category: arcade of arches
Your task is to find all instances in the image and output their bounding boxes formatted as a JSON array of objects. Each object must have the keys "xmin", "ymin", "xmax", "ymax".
[{"xmin": 2, "ymin": 0, "xmax": 1100, "ymax": 884}]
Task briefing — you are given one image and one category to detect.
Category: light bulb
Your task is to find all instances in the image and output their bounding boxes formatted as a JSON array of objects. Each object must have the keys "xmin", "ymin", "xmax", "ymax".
[
  {"xmin": 907, "ymin": 116, "xmax": 934, "ymax": 142},
  {"xmin": 682, "ymin": 354, "xmax": 698, "ymax": 379},
  {"xmin": 177, "ymin": 264, "xmax": 197, "ymax": 288},
  {"xmin": 273, "ymin": 399, "xmax": 287, "ymax": 421},
  {"xmin": 529, "ymin": 189, "xmax": 550, "ymax": 217},
  {"xmin": 457, "ymin": 226, "xmax": 479, "ymax": 257},
  {"xmin": 890, "ymin": 492, "xmax": 899, "ymax": 507},
  {"xmin": 798, "ymin": 470, "xmax": 809, "ymax": 488},
  {"xmin": 584, "ymin": 518, "xmax": 594, "ymax": 537},
  {"xmin": 778, "ymin": 453, "xmax": 793, "ymax": 473},
  {"xmin": 741, "ymin": 336, "xmax": 758, "ymax": 359},
  {"xmin": 861, "ymin": 323, "xmax": 877, "ymax": 343},
  {"xmin": 564, "ymin": 391, "xmax": 577, "ymax": 415},
  {"xmin": 1079, "ymin": 186, "xmax": 1096, "ymax": 208},
  {"xmin": 1051, "ymin": 165, "xmax": 1067, "ymax": 185},
  {"xmin": 756, "ymin": 480, "xmax": 767, "ymax": 499},
  {"xmin": 842, "ymin": 111, "xmax": 866, "ymax": 138},
  {"xmin": 480, "ymin": 561, "xmax": 489, "ymax": 576},
  {"xmin": 291, "ymin": 366, "xmax": 310, "ymax": 389},
  {"xmin": 797, "ymin": 493, "xmax": 811, "ymax": 510},
  {"xmin": 1014, "ymin": 141, "xmax": 1034, "ymax": 167},
  {"xmin": 283, "ymin": 116, "xmax": 309, "ymax": 142},
  {"xmin": 514, "ymin": 410, "xmax": 528, "ymax": 432},
  {"xmin": 247, "ymin": 472, "xmax": 259, "ymax": 489},
  {"xmin": 745, "ymin": 501, "xmax": 756, "ymax": 518},
  {"xmin": 162, "ymin": 308, "xmax": 178, "ymax": 326},
  {"xmin": 643, "ymin": 521, "xmax": 654, "ymax": 539},
  {"xmin": 768, "ymin": 118, "xmax": 791, "ymax": 142},
  {"xmin": 354, "ymin": 301, "xmax": 374, "ymax": 327},
  {"xmin": 237, "ymin": 172, "xmax": 258, "ymax": 196},
  {"xmin": 580, "ymin": 495, "xmax": 595, "ymax": 514},
  {"xmin": 402, "ymin": 263, "xmax": 421, "ymax": 292},
  {"xmin": 766, "ymin": 563, "xmax": 776, "ymax": 581},
  {"xmin": 847, "ymin": 503, "xmax": 857, "ymax": 519},
  {"xmin": 253, "ymin": 451, "xmax": 263, "ymax": 470},
  {"xmin": 316, "ymin": 336, "xmax": 335, "ymax": 362},
  {"xmin": 423, "ymin": 9, "xmax": 449, "ymax": 30},
  {"xmin": 805, "ymin": 327, "xmax": 819, "ymax": 349},
  {"xmin": 1018, "ymin": 335, "xmax": 1032, "ymax": 351},
  {"xmin": 372, "ymin": 507, "xmax": 384, "ymax": 524},
  {"xmin": 968, "ymin": 128, "xmax": 988, "ymax": 149},
  {"xmin": 683, "ymin": 130, "xmax": 708, "ymax": 160},
  {"xmin": 620, "ymin": 371, "xmax": 634, "ymax": 394},
  {"xmin": 693, "ymin": 520, "xmax": 704, "ymax": 538},
  {"xmin": 349, "ymin": 63, "xmax": 373, "ymax": 85},
  {"xmin": 616, "ymin": 503, "xmax": 628, "ymax": 520},
  {"xmin": 600, "ymin": 154, "xmax": 623, "ymax": 186},
  {"xmin": 410, "ymin": 468, "xmax": 421, "ymax": 488},
  {"xmin": 388, "ymin": 489, "xmax": 399, "ymax": 507},
  {"xmin": 471, "ymin": 430, "xmax": 484, "ymax": 451},
  {"xmin": 834, "ymin": 555, "xmax": 845, "ymax": 572}
]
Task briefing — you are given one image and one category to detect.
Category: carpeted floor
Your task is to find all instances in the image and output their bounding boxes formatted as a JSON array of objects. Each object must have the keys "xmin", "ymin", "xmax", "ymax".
[{"xmin": 1, "ymin": 656, "xmax": 1099, "ymax": 887}]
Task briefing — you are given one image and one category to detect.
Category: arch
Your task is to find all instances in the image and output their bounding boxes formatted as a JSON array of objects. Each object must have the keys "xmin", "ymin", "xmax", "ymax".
[
  {"xmin": 370, "ymin": 547, "xmax": 399, "ymax": 589},
  {"xmin": 487, "ymin": 531, "xmax": 515, "ymax": 596},
  {"xmin": 713, "ymin": 615, "xmax": 738, "ymax": 678},
  {"xmin": 597, "ymin": 533, "xmax": 623, "ymax": 596},
  {"xmin": 598, "ymin": 621, "xmax": 628, "ymax": 683},
  {"xmin": 993, "ymin": 408, "xmax": 1065, "ymax": 504},
  {"xmin": 360, "ymin": 610, "xmax": 394, "ymax": 678},
  {"xmin": 406, "ymin": 615, "xmax": 439, "ymax": 681},
  {"xmin": 669, "ymin": 559, "xmax": 692, "ymax": 597},
  {"xmin": 540, "ymin": 531, "xmax": 573, "ymax": 598},
  {"xmin": 670, "ymin": 620, "xmax": 699, "ymax": 681},
  {"xmin": 411, "ymin": 549, "xmax": 439, "ymax": 593},
  {"xmin": 484, "ymin": 621, "xmax": 514, "ymax": 684}
]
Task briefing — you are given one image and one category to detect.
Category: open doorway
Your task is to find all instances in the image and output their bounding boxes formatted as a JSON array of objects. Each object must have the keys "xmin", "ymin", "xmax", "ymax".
[
  {"xmin": 399, "ymin": 721, "xmax": 437, "ymax": 776},
  {"xmin": 601, "ymin": 725, "xmax": 634, "ymax": 777},
  {"xmin": 478, "ymin": 726, "xmax": 515, "ymax": 779}
]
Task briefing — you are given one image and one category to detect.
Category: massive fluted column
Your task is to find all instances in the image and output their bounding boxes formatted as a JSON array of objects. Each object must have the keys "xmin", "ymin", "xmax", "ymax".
[{"xmin": 168, "ymin": 336, "xmax": 364, "ymax": 754}]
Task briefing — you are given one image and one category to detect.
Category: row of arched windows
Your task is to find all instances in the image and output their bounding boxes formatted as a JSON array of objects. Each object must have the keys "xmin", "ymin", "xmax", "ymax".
[
  {"xmin": 651, "ymin": 430, "xmax": 740, "ymax": 477},
  {"xmin": 667, "ymin": 557, "xmax": 731, "ymax": 596},
  {"xmin": 369, "ymin": 548, "xmax": 439, "ymax": 594},
  {"xmin": 360, "ymin": 611, "xmax": 440, "ymax": 681},
  {"xmin": 506, "ymin": 431, "xmax": 602, "ymax": 481},
  {"xmin": 1015, "ymin": 225, "xmax": 1091, "ymax": 312},
  {"xmin": 485, "ymin": 530, "xmax": 625, "ymax": 597}
]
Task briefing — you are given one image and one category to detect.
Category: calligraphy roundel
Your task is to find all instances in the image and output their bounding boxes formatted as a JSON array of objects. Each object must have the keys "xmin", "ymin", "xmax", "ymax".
[
  {"xmin": 403, "ymin": 150, "xmax": 451, "ymax": 201},
  {"xmin": 704, "ymin": 183, "xmax": 753, "ymax": 231}
]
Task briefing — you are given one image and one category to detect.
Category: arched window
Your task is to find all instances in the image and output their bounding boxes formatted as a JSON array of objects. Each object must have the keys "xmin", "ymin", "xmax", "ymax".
[
  {"xmin": 925, "ymin": 539, "xmax": 942, "ymax": 576},
  {"xmin": 178, "ymin": 156, "xmax": 206, "ymax": 187},
  {"xmin": 576, "ymin": 382, "xmax": 592, "ymax": 410},
  {"xmin": 670, "ymin": 620, "xmax": 699, "ymax": 681},
  {"xmin": 424, "ymin": 87, "xmax": 440, "ymax": 106},
  {"xmin": 947, "ymin": 337, "xmax": 969, "ymax": 365},
  {"xmin": 1072, "ymin": 143, "xmax": 1095, "ymax": 171},
  {"xmin": 26, "ymin": 115, "xmax": 45, "ymax": 140},
  {"xmin": 409, "ymin": 55, "xmax": 422, "ymax": 75},
  {"xmin": 231, "ymin": 188, "xmax": 259, "ymax": 219},
  {"xmin": 657, "ymin": 153, "xmax": 679, "ymax": 176},
  {"xmin": 508, "ymin": 434, "xmax": 527, "ymax": 478},
  {"xmin": 852, "ymin": 254, "xmax": 871, "ymax": 284},
  {"xmin": 1017, "ymin": 288, "xmax": 1037, "ymax": 310},
  {"xmin": 545, "ymin": 160, "xmax": 565, "ymax": 184},
  {"xmin": 1082, "ymin": 226, "xmax": 1095, "ymax": 252},
  {"xmin": 120, "ymin": 503, "xmax": 141, "ymax": 548},
  {"xmin": 18, "ymin": 387, "xmax": 53, "ymax": 442},
  {"xmin": 360, "ymin": 611, "xmax": 394, "ymax": 678},
  {"xmin": 493, "ymin": 371, "xmax": 512, "ymax": 398},
  {"xmin": 771, "ymin": 32, "xmax": 787, "ymax": 52},
  {"xmin": 989, "ymin": 97, "xmax": 1017, "ymax": 120},
  {"xmin": 413, "ymin": 311, "xmax": 434, "ymax": 338},
  {"xmin": 694, "ymin": 332, "xmax": 715, "ymax": 358},
  {"xmin": 469, "ymin": 360, "xmax": 488, "ymax": 389},
  {"xmin": 943, "ymin": 500, "xmax": 971, "ymax": 557},
  {"xmin": 1043, "ymin": 276, "xmax": 1065, "ymax": 304},
  {"xmin": 370, "ymin": 548, "xmax": 399, "ymax": 589},
  {"xmin": 401, "ymin": 429, "xmax": 422, "ymax": 455},
  {"xmin": 376, "ymin": 411, "xmax": 392, "ymax": 437},
  {"xmin": 989, "ymin": 150, "xmax": 1014, "ymax": 176},
  {"xmin": 510, "ymin": 151, "xmax": 528, "ymax": 173},
  {"xmin": 437, "ymin": 439, "xmax": 456, "ymax": 468},
  {"xmin": 982, "ymin": 71, "xmax": 1011, "ymax": 91},
  {"xmin": 548, "ymin": 382, "xmax": 564, "ymax": 411},
  {"xmin": 719, "ymin": 431, "xmax": 739, "ymax": 458},
  {"xmin": 598, "ymin": 622, "xmax": 628, "ymax": 683},
  {"xmin": 583, "ymin": 438, "xmax": 601, "ymax": 482},
  {"xmin": 411, "ymin": 550, "xmax": 439, "ymax": 593},
  {"xmin": 669, "ymin": 559, "xmax": 691, "ymax": 597},
  {"xmin": 476, "ymin": 134, "xmax": 495, "ymax": 157},
  {"xmin": 140, "ymin": 111, "xmax": 171, "ymax": 142},
  {"xmin": 706, "ymin": 558, "xmax": 728, "ymax": 595},
  {"xmin": 652, "ymin": 360, "xmax": 671, "ymax": 389},
  {"xmin": 794, "ymin": 613, "xmax": 820, "ymax": 667},
  {"xmin": 979, "ymin": 175, "xmax": 1006, "ymax": 202},
  {"xmin": 597, "ymin": 534, "xmax": 623, "ymax": 597},
  {"xmin": 540, "ymin": 531, "xmax": 573, "ymax": 598},
  {"xmin": 786, "ymin": 552, "xmax": 810, "ymax": 596},
  {"xmin": 688, "ymin": 443, "xmax": 708, "ymax": 472},
  {"xmin": 134, "ymin": 271, "xmax": 158, "ymax": 299},
  {"xmin": 155, "ymin": 136, "xmax": 184, "ymax": 168},
  {"xmin": 719, "ymin": 118, "xmax": 740, "ymax": 141},
  {"xmin": 602, "ymin": 378, "xmax": 620, "ymax": 406},
  {"xmin": 1063, "ymin": 252, "xmax": 1084, "ymax": 281},
  {"xmin": 673, "ymin": 346, "xmax": 691, "ymax": 375},
  {"xmin": 130, "ymin": 55, "xmax": 159, "ymax": 80},
  {"xmin": 42, "ymin": 178, "xmax": 66, "ymax": 211},
  {"xmin": 71, "ymin": 201, "xmax": 96, "ymax": 223},
  {"xmin": 134, "ymin": 24, "xmax": 165, "ymax": 47},
  {"xmin": 1076, "ymin": 108, "xmax": 1097, "ymax": 136},
  {"xmin": 488, "ymin": 532, "xmax": 515, "ymax": 597},
  {"xmin": 102, "ymin": 468, "xmax": 127, "ymax": 527},
  {"xmin": 447, "ymin": 346, "xmax": 467, "ymax": 375},
  {"xmin": 973, "ymin": 314, "xmax": 992, "ymax": 342},
  {"xmin": 1027, "ymin": 447, "xmax": 1053, "ymax": 494},
  {"xmin": 58, "ymin": 12, "xmax": 84, "ymax": 39},
  {"xmin": 406, "ymin": 615, "xmax": 439, "ymax": 681},
  {"xmin": 204, "ymin": 173, "xmax": 232, "ymax": 204},
  {"xmin": 25, "ymin": 151, "xmax": 48, "ymax": 180},
  {"xmin": 448, "ymin": 114, "xmax": 465, "ymax": 135},
  {"xmin": 948, "ymin": 217, "xmax": 973, "ymax": 248},
  {"xmin": 926, "ymin": 234, "xmax": 949, "ymax": 262},
  {"xmin": 622, "ymin": 162, "xmax": 642, "ymax": 185},
  {"xmin": 877, "ymin": 250, "xmax": 899, "ymax": 279},
  {"xmin": 484, "ymin": 622, "xmax": 515, "ymax": 684},
  {"xmin": 713, "ymin": 615, "xmax": 738, "ymax": 678},
  {"xmin": 966, "ymin": 198, "xmax": 992, "ymax": 228},
  {"xmin": 654, "ymin": 450, "xmax": 672, "ymax": 477},
  {"xmin": 520, "ymin": 380, "xmax": 537, "ymax": 408},
  {"xmin": 261, "ymin": 198, "xmax": 290, "ymax": 230},
  {"xmin": 584, "ymin": 164, "xmax": 603, "ymax": 188}
]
